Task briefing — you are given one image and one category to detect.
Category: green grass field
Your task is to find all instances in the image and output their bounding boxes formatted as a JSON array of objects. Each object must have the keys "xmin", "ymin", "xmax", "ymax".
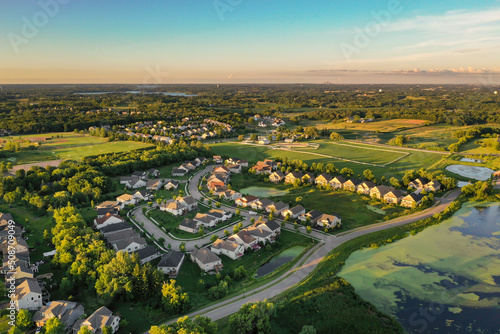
[
  {"xmin": 210, "ymin": 141, "xmax": 446, "ymax": 179},
  {"xmin": 2, "ymin": 132, "xmax": 153, "ymax": 165}
]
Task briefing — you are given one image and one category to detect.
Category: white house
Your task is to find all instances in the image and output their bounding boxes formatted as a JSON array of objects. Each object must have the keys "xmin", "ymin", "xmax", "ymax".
[
  {"xmin": 211, "ymin": 239, "xmax": 244, "ymax": 260},
  {"xmin": 190, "ymin": 248, "xmax": 223, "ymax": 272},
  {"xmin": 158, "ymin": 251, "xmax": 185, "ymax": 277},
  {"xmin": 13, "ymin": 278, "xmax": 43, "ymax": 310},
  {"xmin": 281, "ymin": 205, "xmax": 306, "ymax": 219},
  {"xmin": 94, "ymin": 214, "xmax": 125, "ymax": 229},
  {"xmin": 73, "ymin": 306, "xmax": 120, "ymax": 334},
  {"xmin": 116, "ymin": 194, "xmax": 136, "ymax": 208},
  {"xmin": 316, "ymin": 214, "xmax": 341, "ymax": 229}
]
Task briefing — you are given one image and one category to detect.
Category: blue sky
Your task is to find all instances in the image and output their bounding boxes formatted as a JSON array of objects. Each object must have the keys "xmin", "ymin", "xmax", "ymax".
[{"xmin": 1, "ymin": 0, "xmax": 499, "ymax": 83}]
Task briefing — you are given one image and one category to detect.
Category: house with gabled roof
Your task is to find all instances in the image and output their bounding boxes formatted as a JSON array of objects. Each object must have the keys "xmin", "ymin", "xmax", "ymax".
[
  {"xmin": 315, "ymin": 173, "xmax": 332, "ymax": 186},
  {"xmin": 134, "ymin": 245, "xmax": 162, "ymax": 264},
  {"xmin": 178, "ymin": 218, "xmax": 199, "ymax": 234},
  {"xmin": 235, "ymin": 195, "xmax": 259, "ymax": 207},
  {"xmin": 99, "ymin": 223, "xmax": 132, "ymax": 237},
  {"xmin": 33, "ymin": 300, "xmax": 84, "ymax": 328},
  {"xmin": 329, "ymin": 175, "xmax": 346, "ymax": 189},
  {"xmin": 401, "ymin": 193, "xmax": 424, "ymax": 208},
  {"xmin": 211, "ymin": 239, "xmax": 244, "ymax": 260},
  {"xmin": 190, "ymin": 248, "xmax": 223, "ymax": 272},
  {"xmin": 269, "ymin": 170, "xmax": 285, "ymax": 183},
  {"xmin": 343, "ymin": 178, "xmax": 362, "ymax": 192},
  {"xmin": 147, "ymin": 168, "xmax": 160, "ymax": 177},
  {"xmin": 285, "ymin": 171, "xmax": 303, "ymax": 184},
  {"xmin": 193, "ymin": 213, "xmax": 218, "ymax": 228},
  {"xmin": 158, "ymin": 251, "xmax": 185, "ymax": 277},
  {"xmin": 265, "ymin": 201, "xmax": 289, "ymax": 215},
  {"xmin": 370, "ymin": 185, "xmax": 393, "ymax": 199},
  {"xmin": 164, "ymin": 180, "xmax": 179, "ymax": 190},
  {"xmin": 13, "ymin": 278, "xmax": 43, "ymax": 310},
  {"xmin": 146, "ymin": 179, "xmax": 163, "ymax": 191},
  {"xmin": 160, "ymin": 201, "xmax": 186, "ymax": 216},
  {"xmin": 172, "ymin": 168, "xmax": 188, "ymax": 177},
  {"xmin": 302, "ymin": 172, "xmax": 316, "ymax": 184},
  {"xmin": 282, "ymin": 205, "xmax": 306, "ymax": 219},
  {"xmin": 132, "ymin": 189, "xmax": 152, "ymax": 202},
  {"xmin": 253, "ymin": 219, "xmax": 281, "ymax": 237},
  {"xmin": 357, "ymin": 181, "xmax": 376, "ymax": 195},
  {"xmin": 116, "ymin": 194, "xmax": 136, "ymax": 208},
  {"xmin": 250, "ymin": 198, "xmax": 274, "ymax": 211},
  {"xmin": 384, "ymin": 189, "xmax": 406, "ymax": 204},
  {"xmin": 72, "ymin": 306, "xmax": 120, "ymax": 334},
  {"xmin": 316, "ymin": 214, "xmax": 341, "ymax": 229},
  {"xmin": 221, "ymin": 190, "xmax": 241, "ymax": 201},
  {"xmin": 94, "ymin": 214, "xmax": 124, "ymax": 229},
  {"xmin": 298, "ymin": 210, "xmax": 323, "ymax": 224},
  {"xmin": 409, "ymin": 177, "xmax": 429, "ymax": 189},
  {"xmin": 132, "ymin": 171, "xmax": 148, "ymax": 179},
  {"xmin": 246, "ymin": 226, "xmax": 273, "ymax": 244},
  {"xmin": 424, "ymin": 180, "xmax": 441, "ymax": 192},
  {"xmin": 177, "ymin": 196, "xmax": 198, "ymax": 211},
  {"xmin": 228, "ymin": 231, "xmax": 258, "ymax": 250}
]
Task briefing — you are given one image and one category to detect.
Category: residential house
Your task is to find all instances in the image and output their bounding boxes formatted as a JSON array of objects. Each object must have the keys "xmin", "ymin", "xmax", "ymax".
[
  {"xmin": 158, "ymin": 251, "xmax": 185, "ymax": 277},
  {"xmin": 214, "ymin": 166, "xmax": 230, "ymax": 174},
  {"xmin": 190, "ymin": 248, "xmax": 223, "ymax": 272},
  {"xmin": 401, "ymin": 193, "xmax": 424, "ymax": 208},
  {"xmin": 269, "ymin": 171, "xmax": 285, "ymax": 183},
  {"xmin": 285, "ymin": 171, "xmax": 303, "ymax": 184},
  {"xmin": 253, "ymin": 219, "xmax": 281, "ymax": 237},
  {"xmin": 193, "ymin": 213, "xmax": 218, "ymax": 228},
  {"xmin": 146, "ymin": 179, "xmax": 163, "ymax": 191},
  {"xmin": 147, "ymin": 168, "xmax": 160, "ymax": 177},
  {"xmin": 181, "ymin": 162, "xmax": 197, "ymax": 171},
  {"xmin": 298, "ymin": 210, "xmax": 323, "ymax": 224},
  {"xmin": 357, "ymin": 181, "xmax": 376, "ymax": 195},
  {"xmin": 384, "ymin": 189, "xmax": 406, "ymax": 204},
  {"xmin": 172, "ymin": 168, "xmax": 188, "ymax": 177},
  {"xmin": 132, "ymin": 190, "xmax": 152, "ymax": 202},
  {"xmin": 329, "ymin": 175, "xmax": 346, "ymax": 189},
  {"xmin": 99, "ymin": 223, "xmax": 132, "ymax": 237},
  {"xmin": 302, "ymin": 172, "xmax": 316, "ymax": 184},
  {"xmin": 370, "ymin": 185, "xmax": 393, "ymax": 199},
  {"xmin": 12, "ymin": 278, "xmax": 43, "ymax": 310},
  {"xmin": 250, "ymin": 198, "xmax": 274, "ymax": 211},
  {"xmin": 211, "ymin": 185, "xmax": 228, "ymax": 197},
  {"xmin": 93, "ymin": 214, "xmax": 124, "ymax": 229},
  {"xmin": 132, "ymin": 171, "xmax": 148, "ymax": 179},
  {"xmin": 72, "ymin": 306, "xmax": 120, "ymax": 334},
  {"xmin": 228, "ymin": 231, "xmax": 258, "ymax": 250},
  {"xmin": 207, "ymin": 209, "xmax": 232, "ymax": 221},
  {"xmin": 164, "ymin": 180, "xmax": 179, "ymax": 190},
  {"xmin": 160, "ymin": 201, "xmax": 186, "ymax": 216},
  {"xmin": 178, "ymin": 219, "xmax": 200, "ymax": 234},
  {"xmin": 106, "ymin": 230, "xmax": 147, "ymax": 253},
  {"xmin": 123, "ymin": 177, "xmax": 146, "ymax": 189},
  {"xmin": 221, "ymin": 190, "xmax": 241, "ymax": 201},
  {"xmin": 258, "ymin": 138, "xmax": 270, "ymax": 145},
  {"xmin": 266, "ymin": 201, "xmax": 289, "ymax": 215},
  {"xmin": 134, "ymin": 246, "xmax": 162, "ymax": 264},
  {"xmin": 315, "ymin": 173, "xmax": 332, "ymax": 186},
  {"xmin": 246, "ymin": 227, "xmax": 273, "ymax": 244},
  {"xmin": 227, "ymin": 164, "xmax": 242, "ymax": 174},
  {"xmin": 116, "ymin": 194, "xmax": 136, "ymax": 208},
  {"xmin": 235, "ymin": 195, "xmax": 259, "ymax": 208},
  {"xmin": 424, "ymin": 180, "xmax": 442, "ymax": 192},
  {"xmin": 14, "ymin": 265, "xmax": 34, "ymax": 280},
  {"xmin": 226, "ymin": 158, "xmax": 248, "ymax": 167},
  {"xmin": 213, "ymin": 156, "xmax": 223, "ymax": 164},
  {"xmin": 177, "ymin": 196, "xmax": 198, "ymax": 211},
  {"xmin": 282, "ymin": 205, "xmax": 306, "ymax": 219},
  {"xmin": 211, "ymin": 239, "xmax": 244, "ymax": 260},
  {"xmin": 408, "ymin": 177, "xmax": 429, "ymax": 189},
  {"xmin": 33, "ymin": 301, "xmax": 84, "ymax": 328},
  {"xmin": 316, "ymin": 214, "xmax": 342, "ymax": 229},
  {"xmin": 343, "ymin": 178, "xmax": 362, "ymax": 192}
]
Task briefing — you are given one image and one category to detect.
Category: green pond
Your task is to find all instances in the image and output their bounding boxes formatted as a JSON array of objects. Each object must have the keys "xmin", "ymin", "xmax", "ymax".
[
  {"xmin": 339, "ymin": 201, "xmax": 500, "ymax": 333},
  {"xmin": 255, "ymin": 245, "xmax": 306, "ymax": 278},
  {"xmin": 240, "ymin": 186, "xmax": 288, "ymax": 197}
]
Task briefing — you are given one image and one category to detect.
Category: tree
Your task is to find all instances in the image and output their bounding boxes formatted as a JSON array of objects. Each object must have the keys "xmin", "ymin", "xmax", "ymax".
[
  {"xmin": 7, "ymin": 327, "xmax": 21, "ymax": 334},
  {"xmin": 45, "ymin": 317, "xmax": 65, "ymax": 334},
  {"xmin": 363, "ymin": 169, "xmax": 374, "ymax": 181},
  {"xmin": 250, "ymin": 134, "xmax": 258, "ymax": 141},
  {"xmin": 77, "ymin": 326, "xmax": 92, "ymax": 334},
  {"xmin": 233, "ymin": 266, "xmax": 248, "ymax": 280},
  {"xmin": 229, "ymin": 301, "xmax": 275, "ymax": 334},
  {"xmin": 238, "ymin": 135, "xmax": 245, "ymax": 141},
  {"xmin": 210, "ymin": 235, "xmax": 218, "ymax": 243},
  {"xmin": 162, "ymin": 280, "xmax": 189, "ymax": 314},
  {"xmin": 389, "ymin": 177, "xmax": 401, "ymax": 188},
  {"xmin": 16, "ymin": 309, "xmax": 32, "ymax": 330},
  {"xmin": 340, "ymin": 167, "xmax": 353, "ymax": 178},
  {"xmin": 101, "ymin": 326, "xmax": 112, "ymax": 334},
  {"xmin": 306, "ymin": 226, "xmax": 312, "ymax": 234},
  {"xmin": 150, "ymin": 316, "xmax": 217, "ymax": 334},
  {"xmin": 330, "ymin": 132, "xmax": 344, "ymax": 141}
]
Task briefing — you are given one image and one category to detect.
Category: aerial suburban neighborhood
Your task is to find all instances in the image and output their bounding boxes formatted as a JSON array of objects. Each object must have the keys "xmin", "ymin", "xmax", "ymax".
[{"xmin": 1, "ymin": 1, "xmax": 500, "ymax": 333}]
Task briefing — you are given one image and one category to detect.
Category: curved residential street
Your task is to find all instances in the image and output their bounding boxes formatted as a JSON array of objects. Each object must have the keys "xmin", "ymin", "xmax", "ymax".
[{"xmin": 143, "ymin": 164, "xmax": 461, "ymax": 327}]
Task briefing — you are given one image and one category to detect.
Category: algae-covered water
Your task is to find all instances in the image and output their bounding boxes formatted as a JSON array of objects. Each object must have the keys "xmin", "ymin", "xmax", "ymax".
[
  {"xmin": 339, "ymin": 202, "xmax": 500, "ymax": 333},
  {"xmin": 240, "ymin": 186, "xmax": 289, "ymax": 197}
]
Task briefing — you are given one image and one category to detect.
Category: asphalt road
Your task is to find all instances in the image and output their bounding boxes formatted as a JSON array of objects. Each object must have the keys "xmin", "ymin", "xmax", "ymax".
[{"xmin": 162, "ymin": 188, "xmax": 461, "ymax": 324}]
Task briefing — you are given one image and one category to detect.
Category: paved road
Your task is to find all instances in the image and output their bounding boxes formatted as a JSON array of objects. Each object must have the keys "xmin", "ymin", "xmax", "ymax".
[{"xmin": 162, "ymin": 188, "xmax": 461, "ymax": 324}]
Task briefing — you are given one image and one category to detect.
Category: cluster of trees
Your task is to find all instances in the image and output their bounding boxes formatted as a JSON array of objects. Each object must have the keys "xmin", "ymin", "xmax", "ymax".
[
  {"xmin": 388, "ymin": 135, "xmax": 410, "ymax": 147},
  {"xmin": 83, "ymin": 141, "xmax": 209, "ymax": 176},
  {"xmin": 449, "ymin": 126, "xmax": 500, "ymax": 152},
  {"xmin": 0, "ymin": 161, "xmax": 112, "ymax": 211},
  {"xmin": 461, "ymin": 181, "xmax": 493, "ymax": 199},
  {"xmin": 228, "ymin": 301, "xmax": 276, "ymax": 334},
  {"xmin": 149, "ymin": 316, "xmax": 217, "ymax": 334}
]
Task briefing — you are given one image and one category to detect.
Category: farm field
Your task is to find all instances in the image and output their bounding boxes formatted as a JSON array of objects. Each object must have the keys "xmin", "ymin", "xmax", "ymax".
[
  {"xmin": 1, "ymin": 132, "xmax": 153, "ymax": 165},
  {"xmin": 317, "ymin": 118, "xmax": 428, "ymax": 132}
]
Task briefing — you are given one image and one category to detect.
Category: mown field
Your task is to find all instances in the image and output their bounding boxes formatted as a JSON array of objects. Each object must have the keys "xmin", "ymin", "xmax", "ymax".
[
  {"xmin": 1, "ymin": 132, "xmax": 153, "ymax": 165},
  {"xmin": 210, "ymin": 141, "xmax": 446, "ymax": 179}
]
